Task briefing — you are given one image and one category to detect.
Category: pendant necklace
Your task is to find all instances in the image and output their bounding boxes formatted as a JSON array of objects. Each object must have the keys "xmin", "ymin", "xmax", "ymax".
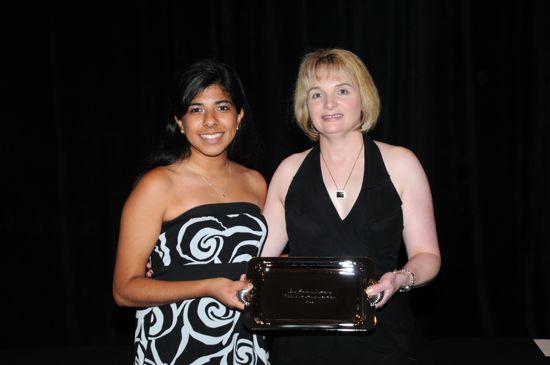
[
  {"xmin": 191, "ymin": 163, "xmax": 232, "ymax": 199},
  {"xmin": 320, "ymin": 142, "xmax": 363, "ymax": 200}
]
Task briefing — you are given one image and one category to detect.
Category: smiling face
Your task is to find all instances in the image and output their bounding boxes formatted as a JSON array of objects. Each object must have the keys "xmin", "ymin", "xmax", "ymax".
[
  {"xmin": 176, "ymin": 83, "xmax": 243, "ymax": 159},
  {"xmin": 306, "ymin": 68, "xmax": 363, "ymax": 138}
]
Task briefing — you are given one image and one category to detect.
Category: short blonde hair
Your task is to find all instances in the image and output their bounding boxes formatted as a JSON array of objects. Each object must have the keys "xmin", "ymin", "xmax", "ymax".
[{"xmin": 294, "ymin": 48, "xmax": 380, "ymax": 141}]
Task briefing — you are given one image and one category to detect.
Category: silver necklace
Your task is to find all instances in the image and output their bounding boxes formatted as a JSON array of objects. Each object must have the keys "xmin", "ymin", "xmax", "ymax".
[
  {"xmin": 190, "ymin": 163, "xmax": 232, "ymax": 199},
  {"xmin": 320, "ymin": 143, "xmax": 363, "ymax": 200}
]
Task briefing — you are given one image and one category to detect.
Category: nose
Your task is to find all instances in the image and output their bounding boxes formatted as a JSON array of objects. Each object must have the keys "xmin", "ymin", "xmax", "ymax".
[
  {"xmin": 324, "ymin": 94, "xmax": 336, "ymax": 109},
  {"xmin": 202, "ymin": 109, "xmax": 218, "ymax": 128}
]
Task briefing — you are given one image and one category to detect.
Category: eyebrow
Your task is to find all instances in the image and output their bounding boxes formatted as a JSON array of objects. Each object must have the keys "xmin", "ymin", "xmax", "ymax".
[
  {"xmin": 307, "ymin": 82, "xmax": 353, "ymax": 93},
  {"xmin": 188, "ymin": 99, "xmax": 233, "ymax": 106}
]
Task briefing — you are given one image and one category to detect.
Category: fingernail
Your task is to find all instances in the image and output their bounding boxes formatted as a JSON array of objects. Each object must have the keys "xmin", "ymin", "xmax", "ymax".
[{"xmin": 366, "ymin": 288, "xmax": 374, "ymax": 295}]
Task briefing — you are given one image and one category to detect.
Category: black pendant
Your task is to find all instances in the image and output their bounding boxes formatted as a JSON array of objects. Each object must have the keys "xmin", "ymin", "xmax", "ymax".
[{"xmin": 336, "ymin": 190, "xmax": 345, "ymax": 199}]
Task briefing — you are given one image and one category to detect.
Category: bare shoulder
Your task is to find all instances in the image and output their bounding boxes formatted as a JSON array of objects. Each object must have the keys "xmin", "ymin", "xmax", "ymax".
[
  {"xmin": 267, "ymin": 148, "xmax": 313, "ymax": 201},
  {"xmin": 272, "ymin": 148, "xmax": 313, "ymax": 181},
  {"xmin": 135, "ymin": 166, "xmax": 176, "ymax": 195},
  {"xmin": 374, "ymin": 140, "xmax": 422, "ymax": 172},
  {"xmin": 230, "ymin": 162, "xmax": 267, "ymax": 208},
  {"xmin": 125, "ymin": 166, "xmax": 177, "ymax": 209},
  {"xmin": 232, "ymin": 163, "xmax": 267, "ymax": 195},
  {"xmin": 374, "ymin": 140, "xmax": 428, "ymax": 195},
  {"xmin": 374, "ymin": 140, "xmax": 418, "ymax": 162}
]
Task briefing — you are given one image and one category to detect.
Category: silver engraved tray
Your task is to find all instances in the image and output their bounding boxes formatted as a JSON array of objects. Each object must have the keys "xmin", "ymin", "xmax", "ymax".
[{"xmin": 241, "ymin": 257, "xmax": 380, "ymax": 332}]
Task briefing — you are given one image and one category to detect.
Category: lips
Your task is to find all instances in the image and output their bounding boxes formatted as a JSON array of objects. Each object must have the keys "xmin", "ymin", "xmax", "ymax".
[
  {"xmin": 200, "ymin": 132, "xmax": 224, "ymax": 142},
  {"xmin": 321, "ymin": 113, "xmax": 343, "ymax": 120}
]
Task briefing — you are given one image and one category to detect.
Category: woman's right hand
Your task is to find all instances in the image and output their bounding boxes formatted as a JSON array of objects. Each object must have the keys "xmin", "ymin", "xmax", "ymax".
[
  {"xmin": 209, "ymin": 276, "xmax": 252, "ymax": 311},
  {"xmin": 145, "ymin": 261, "xmax": 154, "ymax": 278}
]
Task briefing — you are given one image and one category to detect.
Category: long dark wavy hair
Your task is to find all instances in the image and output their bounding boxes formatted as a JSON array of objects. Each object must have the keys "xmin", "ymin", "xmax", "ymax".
[{"xmin": 143, "ymin": 59, "xmax": 259, "ymax": 173}]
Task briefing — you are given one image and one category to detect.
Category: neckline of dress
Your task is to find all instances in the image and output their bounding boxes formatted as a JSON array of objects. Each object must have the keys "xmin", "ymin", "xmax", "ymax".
[
  {"xmin": 316, "ymin": 140, "xmax": 367, "ymax": 222},
  {"xmin": 162, "ymin": 202, "xmax": 261, "ymax": 226}
]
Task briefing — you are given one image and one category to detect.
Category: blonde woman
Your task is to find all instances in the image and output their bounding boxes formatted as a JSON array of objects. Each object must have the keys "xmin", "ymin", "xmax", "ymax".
[{"xmin": 262, "ymin": 49, "xmax": 441, "ymax": 364}]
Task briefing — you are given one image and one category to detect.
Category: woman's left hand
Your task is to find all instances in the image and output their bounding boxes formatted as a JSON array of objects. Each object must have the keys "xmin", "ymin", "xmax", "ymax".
[{"xmin": 365, "ymin": 271, "xmax": 403, "ymax": 309}]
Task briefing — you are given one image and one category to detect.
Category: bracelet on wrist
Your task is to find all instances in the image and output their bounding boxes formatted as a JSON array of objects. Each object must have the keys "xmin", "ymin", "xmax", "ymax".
[{"xmin": 394, "ymin": 268, "xmax": 415, "ymax": 293}]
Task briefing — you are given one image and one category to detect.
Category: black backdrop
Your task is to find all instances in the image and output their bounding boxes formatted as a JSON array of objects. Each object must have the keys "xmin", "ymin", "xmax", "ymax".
[{"xmin": 2, "ymin": 0, "xmax": 549, "ymax": 349}]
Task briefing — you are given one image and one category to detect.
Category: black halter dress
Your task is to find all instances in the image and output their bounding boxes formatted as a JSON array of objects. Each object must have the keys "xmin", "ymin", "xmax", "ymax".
[{"xmin": 270, "ymin": 135, "xmax": 417, "ymax": 365}]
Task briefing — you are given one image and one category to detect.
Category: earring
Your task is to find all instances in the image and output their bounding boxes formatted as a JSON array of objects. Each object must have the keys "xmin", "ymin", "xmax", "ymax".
[{"xmin": 180, "ymin": 129, "xmax": 185, "ymax": 134}]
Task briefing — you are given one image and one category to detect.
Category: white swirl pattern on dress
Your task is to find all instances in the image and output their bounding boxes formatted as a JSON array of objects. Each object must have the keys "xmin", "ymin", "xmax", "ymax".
[
  {"xmin": 134, "ymin": 210, "xmax": 269, "ymax": 365},
  {"xmin": 154, "ymin": 233, "xmax": 171, "ymax": 266}
]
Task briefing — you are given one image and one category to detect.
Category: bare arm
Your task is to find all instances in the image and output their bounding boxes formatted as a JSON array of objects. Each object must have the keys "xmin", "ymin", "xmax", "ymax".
[
  {"xmin": 398, "ymin": 147, "xmax": 441, "ymax": 287},
  {"xmin": 261, "ymin": 152, "xmax": 308, "ymax": 257},
  {"xmin": 368, "ymin": 143, "xmax": 441, "ymax": 307},
  {"xmin": 112, "ymin": 169, "xmax": 249, "ymax": 310}
]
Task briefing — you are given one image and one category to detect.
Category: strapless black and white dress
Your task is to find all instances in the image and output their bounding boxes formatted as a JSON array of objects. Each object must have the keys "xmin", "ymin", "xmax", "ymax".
[{"xmin": 134, "ymin": 203, "xmax": 269, "ymax": 365}]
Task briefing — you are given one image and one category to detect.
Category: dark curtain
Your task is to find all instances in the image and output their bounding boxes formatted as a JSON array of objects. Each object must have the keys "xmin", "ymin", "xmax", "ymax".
[{"xmin": 2, "ymin": 0, "xmax": 549, "ymax": 348}]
